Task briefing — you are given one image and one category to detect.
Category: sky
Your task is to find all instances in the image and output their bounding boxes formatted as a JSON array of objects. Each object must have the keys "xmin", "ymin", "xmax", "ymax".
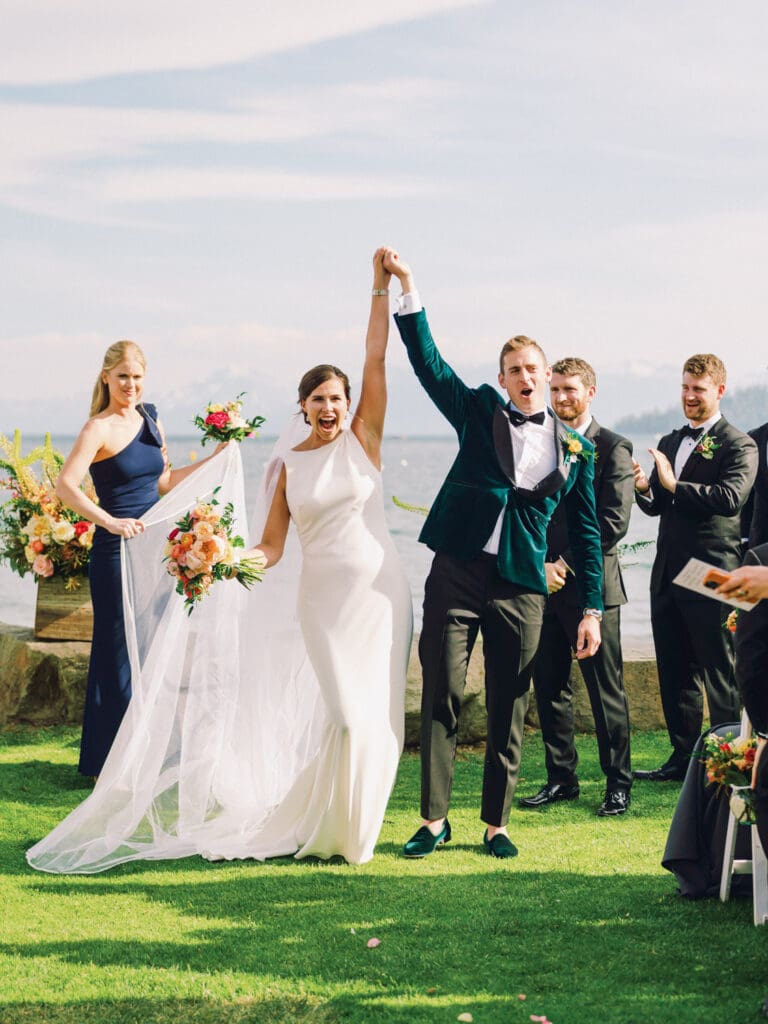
[{"xmin": 2, "ymin": 0, "xmax": 767, "ymax": 438}]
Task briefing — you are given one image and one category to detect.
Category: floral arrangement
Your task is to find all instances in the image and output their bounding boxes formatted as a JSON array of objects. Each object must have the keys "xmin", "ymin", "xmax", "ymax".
[
  {"xmin": 164, "ymin": 488, "xmax": 263, "ymax": 613},
  {"xmin": 193, "ymin": 393, "xmax": 265, "ymax": 446},
  {"xmin": 725, "ymin": 608, "xmax": 739, "ymax": 633},
  {"xmin": 700, "ymin": 731, "xmax": 757, "ymax": 822},
  {"xmin": 695, "ymin": 434, "xmax": 721, "ymax": 460},
  {"xmin": 0, "ymin": 431, "xmax": 95, "ymax": 589},
  {"xmin": 561, "ymin": 431, "xmax": 595, "ymax": 463}
]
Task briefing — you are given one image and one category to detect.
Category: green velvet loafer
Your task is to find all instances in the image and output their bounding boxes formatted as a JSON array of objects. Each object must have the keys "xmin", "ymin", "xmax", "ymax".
[
  {"xmin": 402, "ymin": 819, "xmax": 452, "ymax": 858},
  {"xmin": 483, "ymin": 830, "xmax": 518, "ymax": 858}
]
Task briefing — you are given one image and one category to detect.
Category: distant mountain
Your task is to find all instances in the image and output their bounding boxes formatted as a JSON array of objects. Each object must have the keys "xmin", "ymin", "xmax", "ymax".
[{"xmin": 615, "ymin": 384, "xmax": 768, "ymax": 435}]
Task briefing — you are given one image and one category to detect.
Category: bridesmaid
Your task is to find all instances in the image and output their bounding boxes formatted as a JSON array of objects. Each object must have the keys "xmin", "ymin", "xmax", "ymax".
[{"xmin": 55, "ymin": 340, "xmax": 221, "ymax": 777}]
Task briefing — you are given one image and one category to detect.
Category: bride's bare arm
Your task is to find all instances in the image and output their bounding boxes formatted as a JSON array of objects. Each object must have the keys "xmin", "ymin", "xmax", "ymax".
[
  {"xmin": 245, "ymin": 464, "xmax": 290, "ymax": 568},
  {"xmin": 352, "ymin": 246, "xmax": 393, "ymax": 467}
]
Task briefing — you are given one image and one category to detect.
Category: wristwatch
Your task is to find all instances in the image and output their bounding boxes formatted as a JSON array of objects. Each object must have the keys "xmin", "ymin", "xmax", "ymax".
[{"xmin": 583, "ymin": 608, "xmax": 603, "ymax": 622}]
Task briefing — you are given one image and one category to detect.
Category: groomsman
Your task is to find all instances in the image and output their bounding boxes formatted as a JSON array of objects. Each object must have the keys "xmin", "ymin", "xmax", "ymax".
[
  {"xmin": 742, "ymin": 420, "xmax": 768, "ymax": 548},
  {"xmin": 520, "ymin": 358, "xmax": 634, "ymax": 815},
  {"xmin": 633, "ymin": 354, "xmax": 757, "ymax": 781},
  {"xmin": 384, "ymin": 251, "xmax": 604, "ymax": 859}
]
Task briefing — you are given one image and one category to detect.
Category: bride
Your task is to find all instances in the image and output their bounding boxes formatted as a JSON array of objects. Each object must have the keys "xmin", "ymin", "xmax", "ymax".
[{"xmin": 27, "ymin": 247, "xmax": 413, "ymax": 872}]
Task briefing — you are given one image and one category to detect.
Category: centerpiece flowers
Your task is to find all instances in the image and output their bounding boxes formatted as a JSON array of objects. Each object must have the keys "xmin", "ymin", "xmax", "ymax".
[
  {"xmin": 164, "ymin": 488, "xmax": 264, "ymax": 613},
  {"xmin": 0, "ymin": 431, "xmax": 95, "ymax": 589},
  {"xmin": 700, "ymin": 730, "xmax": 757, "ymax": 824},
  {"xmin": 193, "ymin": 393, "xmax": 265, "ymax": 446}
]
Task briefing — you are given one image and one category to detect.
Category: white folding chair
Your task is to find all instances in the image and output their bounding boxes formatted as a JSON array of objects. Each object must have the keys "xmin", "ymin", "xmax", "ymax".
[{"xmin": 719, "ymin": 710, "xmax": 768, "ymax": 926}]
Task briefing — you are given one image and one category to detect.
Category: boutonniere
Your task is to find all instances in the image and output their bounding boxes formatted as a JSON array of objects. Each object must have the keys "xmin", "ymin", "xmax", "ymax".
[
  {"xmin": 695, "ymin": 434, "xmax": 721, "ymax": 460},
  {"xmin": 561, "ymin": 431, "xmax": 595, "ymax": 463}
]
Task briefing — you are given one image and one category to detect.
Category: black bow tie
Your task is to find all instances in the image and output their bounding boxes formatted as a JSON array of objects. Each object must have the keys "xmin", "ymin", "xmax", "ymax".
[
  {"xmin": 507, "ymin": 407, "xmax": 546, "ymax": 427},
  {"xmin": 679, "ymin": 425, "xmax": 704, "ymax": 441}
]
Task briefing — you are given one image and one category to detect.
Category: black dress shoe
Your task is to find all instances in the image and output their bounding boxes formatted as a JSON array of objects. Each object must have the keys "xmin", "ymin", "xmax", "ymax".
[
  {"xmin": 483, "ymin": 830, "xmax": 518, "ymax": 858},
  {"xmin": 597, "ymin": 789, "xmax": 631, "ymax": 816},
  {"xmin": 402, "ymin": 819, "xmax": 451, "ymax": 858},
  {"xmin": 518, "ymin": 782, "xmax": 580, "ymax": 808},
  {"xmin": 632, "ymin": 763, "xmax": 686, "ymax": 782}
]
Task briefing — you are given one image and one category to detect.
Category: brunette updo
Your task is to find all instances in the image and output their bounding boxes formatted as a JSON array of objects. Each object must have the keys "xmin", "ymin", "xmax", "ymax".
[
  {"xmin": 298, "ymin": 364, "xmax": 351, "ymax": 424},
  {"xmin": 90, "ymin": 340, "xmax": 147, "ymax": 416}
]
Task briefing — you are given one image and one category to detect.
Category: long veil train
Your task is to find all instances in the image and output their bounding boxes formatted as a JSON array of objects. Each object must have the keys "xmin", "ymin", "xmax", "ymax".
[{"xmin": 27, "ymin": 433, "xmax": 328, "ymax": 874}]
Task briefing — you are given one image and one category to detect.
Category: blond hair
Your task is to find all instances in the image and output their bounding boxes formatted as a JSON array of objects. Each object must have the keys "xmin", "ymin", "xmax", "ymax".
[
  {"xmin": 499, "ymin": 335, "xmax": 548, "ymax": 374},
  {"xmin": 90, "ymin": 341, "xmax": 147, "ymax": 416}
]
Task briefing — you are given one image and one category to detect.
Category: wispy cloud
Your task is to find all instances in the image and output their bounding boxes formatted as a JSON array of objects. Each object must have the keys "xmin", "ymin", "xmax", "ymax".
[{"xmin": 0, "ymin": 0, "xmax": 485, "ymax": 85}]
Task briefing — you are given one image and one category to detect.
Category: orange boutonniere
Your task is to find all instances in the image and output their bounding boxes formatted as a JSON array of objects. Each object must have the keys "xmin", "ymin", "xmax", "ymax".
[{"xmin": 561, "ymin": 431, "xmax": 595, "ymax": 464}]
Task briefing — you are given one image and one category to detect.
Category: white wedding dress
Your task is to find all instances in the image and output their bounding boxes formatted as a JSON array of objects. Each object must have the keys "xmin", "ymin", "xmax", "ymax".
[{"xmin": 26, "ymin": 425, "xmax": 412, "ymax": 872}]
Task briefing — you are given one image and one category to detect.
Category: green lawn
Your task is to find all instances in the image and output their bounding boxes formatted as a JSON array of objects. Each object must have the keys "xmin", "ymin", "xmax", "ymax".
[{"xmin": 1, "ymin": 726, "xmax": 766, "ymax": 1024}]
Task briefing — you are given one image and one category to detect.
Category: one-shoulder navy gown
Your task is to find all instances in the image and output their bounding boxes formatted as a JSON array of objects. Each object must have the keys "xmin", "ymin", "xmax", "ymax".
[{"xmin": 79, "ymin": 404, "xmax": 164, "ymax": 776}]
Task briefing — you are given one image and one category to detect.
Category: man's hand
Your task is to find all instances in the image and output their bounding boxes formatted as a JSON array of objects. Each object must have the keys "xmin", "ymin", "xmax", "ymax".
[
  {"xmin": 544, "ymin": 559, "xmax": 568, "ymax": 593},
  {"xmin": 649, "ymin": 447, "xmax": 677, "ymax": 493},
  {"xmin": 714, "ymin": 564, "xmax": 768, "ymax": 603},
  {"xmin": 632, "ymin": 458, "xmax": 651, "ymax": 494},
  {"xmin": 382, "ymin": 249, "xmax": 414, "ymax": 293},
  {"xmin": 575, "ymin": 615, "xmax": 601, "ymax": 659}
]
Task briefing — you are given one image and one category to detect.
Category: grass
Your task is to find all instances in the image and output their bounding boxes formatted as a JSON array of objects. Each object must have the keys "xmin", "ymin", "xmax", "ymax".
[{"xmin": 1, "ymin": 726, "xmax": 766, "ymax": 1024}]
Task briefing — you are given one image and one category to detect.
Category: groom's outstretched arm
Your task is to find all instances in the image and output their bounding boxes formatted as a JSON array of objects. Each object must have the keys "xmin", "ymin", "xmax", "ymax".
[{"xmin": 384, "ymin": 252, "xmax": 471, "ymax": 432}]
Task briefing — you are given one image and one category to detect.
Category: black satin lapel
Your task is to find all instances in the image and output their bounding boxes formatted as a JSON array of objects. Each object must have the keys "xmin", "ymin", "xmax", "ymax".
[{"xmin": 493, "ymin": 406, "xmax": 517, "ymax": 484}]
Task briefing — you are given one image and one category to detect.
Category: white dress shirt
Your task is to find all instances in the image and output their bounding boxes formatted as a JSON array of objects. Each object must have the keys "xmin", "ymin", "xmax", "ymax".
[{"xmin": 673, "ymin": 411, "xmax": 722, "ymax": 477}]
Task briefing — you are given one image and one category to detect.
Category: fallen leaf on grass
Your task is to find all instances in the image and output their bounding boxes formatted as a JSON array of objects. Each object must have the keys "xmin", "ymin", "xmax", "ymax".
[{"xmin": 457, "ymin": 1014, "xmax": 473, "ymax": 1023}]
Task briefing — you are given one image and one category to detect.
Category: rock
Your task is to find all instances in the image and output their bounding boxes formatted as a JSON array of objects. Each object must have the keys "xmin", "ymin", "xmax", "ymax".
[
  {"xmin": 0, "ymin": 621, "xmax": 89, "ymax": 726},
  {"xmin": 405, "ymin": 633, "xmax": 668, "ymax": 745},
  {"xmin": 1, "ymin": 621, "xmax": 669, "ymax": 738}
]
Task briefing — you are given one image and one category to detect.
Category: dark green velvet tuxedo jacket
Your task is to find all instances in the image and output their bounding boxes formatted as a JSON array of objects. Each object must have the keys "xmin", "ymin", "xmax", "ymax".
[{"xmin": 394, "ymin": 309, "xmax": 604, "ymax": 610}]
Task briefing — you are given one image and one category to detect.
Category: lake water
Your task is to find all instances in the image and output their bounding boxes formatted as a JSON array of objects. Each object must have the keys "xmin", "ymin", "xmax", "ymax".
[{"xmin": 0, "ymin": 432, "xmax": 660, "ymax": 655}]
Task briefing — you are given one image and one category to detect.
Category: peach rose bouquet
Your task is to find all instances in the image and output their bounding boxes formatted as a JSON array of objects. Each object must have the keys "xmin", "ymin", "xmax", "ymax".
[
  {"xmin": 0, "ymin": 430, "xmax": 95, "ymax": 589},
  {"xmin": 164, "ymin": 488, "xmax": 263, "ymax": 613},
  {"xmin": 193, "ymin": 393, "xmax": 265, "ymax": 446}
]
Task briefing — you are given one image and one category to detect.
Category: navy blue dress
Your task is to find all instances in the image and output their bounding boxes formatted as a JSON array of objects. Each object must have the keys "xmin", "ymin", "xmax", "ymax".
[{"xmin": 79, "ymin": 404, "xmax": 165, "ymax": 776}]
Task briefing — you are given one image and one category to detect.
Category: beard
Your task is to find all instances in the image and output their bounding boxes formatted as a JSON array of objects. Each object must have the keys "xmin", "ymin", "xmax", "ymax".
[{"xmin": 553, "ymin": 402, "xmax": 587, "ymax": 423}]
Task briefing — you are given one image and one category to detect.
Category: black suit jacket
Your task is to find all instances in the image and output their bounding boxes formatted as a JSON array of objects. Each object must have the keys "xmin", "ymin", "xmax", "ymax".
[
  {"xmin": 546, "ymin": 419, "xmax": 634, "ymax": 609},
  {"xmin": 635, "ymin": 416, "xmax": 757, "ymax": 595},
  {"xmin": 734, "ymin": 542, "xmax": 768, "ymax": 734},
  {"xmin": 741, "ymin": 422, "xmax": 768, "ymax": 549}
]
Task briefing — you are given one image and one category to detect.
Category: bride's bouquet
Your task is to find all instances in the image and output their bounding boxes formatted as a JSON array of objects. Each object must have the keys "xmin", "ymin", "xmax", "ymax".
[
  {"xmin": 164, "ymin": 489, "xmax": 263, "ymax": 613},
  {"xmin": 193, "ymin": 393, "xmax": 265, "ymax": 446}
]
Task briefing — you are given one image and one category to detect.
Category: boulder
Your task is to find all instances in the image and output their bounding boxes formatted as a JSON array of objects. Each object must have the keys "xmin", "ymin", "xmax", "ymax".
[
  {"xmin": 0, "ymin": 622, "xmax": 89, "ymax": 726},
  {"xmin": 0, "ymin": 621, "xmax": 667, "ymax": 739}
]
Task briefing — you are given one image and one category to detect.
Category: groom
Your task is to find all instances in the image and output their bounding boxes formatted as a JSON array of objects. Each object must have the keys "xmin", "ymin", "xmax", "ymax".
[{"xmin": 385, "ymin": 252, "xmax": 604, "ymax": 858}]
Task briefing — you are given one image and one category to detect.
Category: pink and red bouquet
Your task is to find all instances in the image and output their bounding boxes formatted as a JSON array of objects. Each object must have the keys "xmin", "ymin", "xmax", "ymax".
[
  {"xmin": 0, "ymin": 431, "xmax": 95, "ymax": 589},
  {"xmin": 164, "ymin": 488, "xmax": 263, "ymax": 613},
  {"xmin": 193, "ymin": 393, "xmax": 265, "ymax": 446}
]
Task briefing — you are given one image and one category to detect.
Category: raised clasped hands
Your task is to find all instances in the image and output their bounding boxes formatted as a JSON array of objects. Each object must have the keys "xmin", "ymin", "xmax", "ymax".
[
  {"xmin": 372, "ymin": 246, "xmax": 392, "ymax": 292},
  {"xmin": 382, "ymin": 248, "xmax": 414, "ymax": 293}
]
